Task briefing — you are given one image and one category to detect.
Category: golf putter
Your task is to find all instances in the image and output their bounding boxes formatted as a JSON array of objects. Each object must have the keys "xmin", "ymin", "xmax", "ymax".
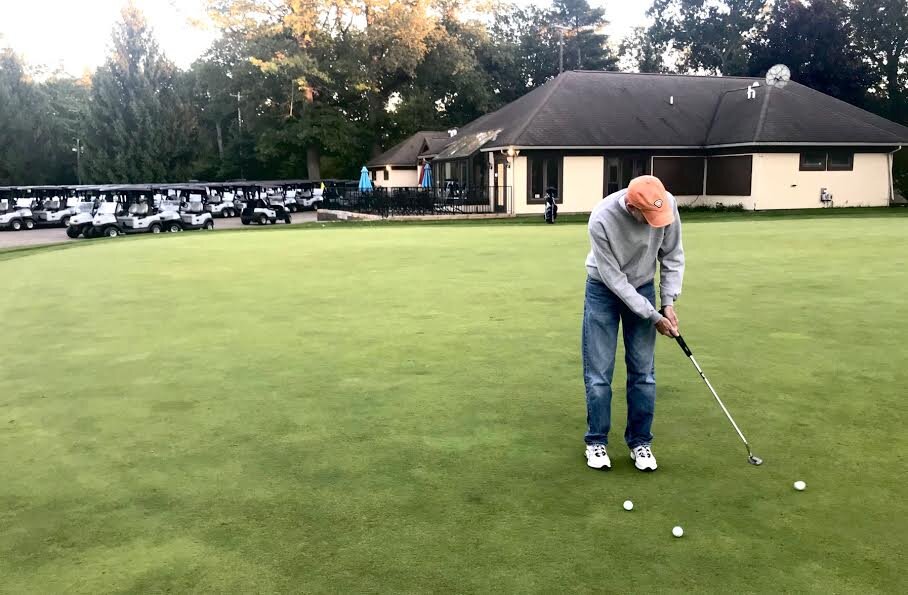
[{"xmin": 664, "ymin": 319, "xmax": 763, "ymax": 465}]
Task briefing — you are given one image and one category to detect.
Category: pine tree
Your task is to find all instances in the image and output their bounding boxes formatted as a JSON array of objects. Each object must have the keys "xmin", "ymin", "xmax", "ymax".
[{"xmin": 83, "ymin": 3, "xmax": 196, "ymax": 183}]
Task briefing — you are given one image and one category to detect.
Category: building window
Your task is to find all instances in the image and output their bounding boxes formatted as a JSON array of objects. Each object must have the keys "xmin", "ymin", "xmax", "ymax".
[
  {"xmin": 652, "ymin": 157, "xmax": 705, "ymax": 196},
  {"xmin": 827, "ymin": 151, "xmax": 854, "ymax": 171},
  {"xmin": 799, "ymin": 151, "xmax": 854, "ymax": 171},
  {"xmin": 527, "ymin": 154, "xmax": 562, "ymax": 203},
  {"xmin": 799, "ymin": 152, "xmax": 827, "ymax": 171},
  {"xmin": 383, "ymin": 169, "xmax": 389, "ymax": 181},
  {"xmin": 604, "ymin": 156, "xmax": 648, "ymax": 197},
  {"xmin": 706, "ymin": 155, "xmax": 753, "ymax": 196}
]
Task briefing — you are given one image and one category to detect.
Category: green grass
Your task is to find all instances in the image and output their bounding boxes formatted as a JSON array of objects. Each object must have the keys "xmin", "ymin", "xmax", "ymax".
[{"xmin": 1, "ymin": 217, "xmax": 907, "ymax": 593}]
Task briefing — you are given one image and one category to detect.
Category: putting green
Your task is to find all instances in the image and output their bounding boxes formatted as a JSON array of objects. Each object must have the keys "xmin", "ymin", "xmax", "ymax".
[{"xmin": 1, "ymin": 217, "xmax": 906, "ymax": 593}]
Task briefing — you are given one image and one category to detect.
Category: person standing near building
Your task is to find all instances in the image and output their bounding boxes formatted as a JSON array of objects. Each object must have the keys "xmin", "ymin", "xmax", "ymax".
[{"xmin": 582, "ymin": 175, "xmax": 684, "ymax": 472}]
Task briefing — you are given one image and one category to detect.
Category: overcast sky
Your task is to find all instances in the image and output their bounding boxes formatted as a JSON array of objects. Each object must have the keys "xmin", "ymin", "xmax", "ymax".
[{"xmin": 0, "ymin": 0, "xmax": 653, "ymax": 75}]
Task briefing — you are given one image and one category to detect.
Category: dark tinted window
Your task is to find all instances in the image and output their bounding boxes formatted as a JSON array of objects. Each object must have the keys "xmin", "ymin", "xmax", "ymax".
[
  {"xmin": 527, "ymin": 155, "xmax": 562, "ymax": 203},
  {"xmin": 652, "ymin": 157, "xmax": 705, "ymax": 195},
  {"xmin": 827, "ymin": 152, "xmax": 854, "ymax": 171},
  {"xmin": 706, "ymin": 156, "xmax": 753, "ymax": 196},
  {"xmin": 799, "ymin": 152, "xmax": 827, "ymax": 171}
]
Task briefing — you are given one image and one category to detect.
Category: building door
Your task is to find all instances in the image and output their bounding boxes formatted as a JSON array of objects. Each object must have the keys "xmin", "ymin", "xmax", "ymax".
[
  {"xmin": 493, "ymin": 155, "xmax": 509, "ymax": 213},
  {"xmin": 606, "ymin": 158, "xmax": 621, "ymax": 195}
]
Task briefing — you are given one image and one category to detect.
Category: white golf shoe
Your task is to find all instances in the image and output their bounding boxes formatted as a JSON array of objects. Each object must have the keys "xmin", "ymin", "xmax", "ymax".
[
  {"xmin": 630, "ymin": 444, "xmax": 658, "ymax": 471},
  {"xmin": 585, "ymin": 444, "xmax": 611, "ymax": 470}
]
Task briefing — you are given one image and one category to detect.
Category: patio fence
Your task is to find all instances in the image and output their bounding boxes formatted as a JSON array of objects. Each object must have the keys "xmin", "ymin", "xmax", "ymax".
[{"xmin": 322, "ymin": 186, "xmax": 511, "ymax": 218}]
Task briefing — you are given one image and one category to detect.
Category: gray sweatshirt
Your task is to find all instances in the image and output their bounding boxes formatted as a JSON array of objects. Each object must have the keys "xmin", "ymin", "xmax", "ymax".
[{"xmin": 585, "ymin": 189, "xmax": 685, "ymax": 324}]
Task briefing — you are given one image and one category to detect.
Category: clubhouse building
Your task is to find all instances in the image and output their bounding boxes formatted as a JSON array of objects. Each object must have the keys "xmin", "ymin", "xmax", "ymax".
[{"xmin": 369, "ymin": 71, "xmax": 908, "ymax": 214}]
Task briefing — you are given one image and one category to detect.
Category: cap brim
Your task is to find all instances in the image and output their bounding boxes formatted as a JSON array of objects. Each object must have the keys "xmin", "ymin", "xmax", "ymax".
[{"xmin": 643, "ymin": 209, "xmax": 675, "ymax": 228}]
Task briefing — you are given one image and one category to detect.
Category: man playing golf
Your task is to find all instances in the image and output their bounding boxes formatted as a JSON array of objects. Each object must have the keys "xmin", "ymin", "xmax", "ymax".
[{"xmin": 583, "ymin": 175, "xmax": 684, "ymax": 472}]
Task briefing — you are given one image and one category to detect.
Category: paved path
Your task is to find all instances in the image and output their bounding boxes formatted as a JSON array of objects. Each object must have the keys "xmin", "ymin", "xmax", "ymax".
[{"xmin": 0, "ymin": 212, "xmax": 318, "ymax": 250}]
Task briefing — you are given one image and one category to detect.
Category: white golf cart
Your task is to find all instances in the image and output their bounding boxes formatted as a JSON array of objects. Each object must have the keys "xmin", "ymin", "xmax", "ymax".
[
  {"xmin": 86, "ymin": 185, "xmax": 170, "ymax": 237},
  {"xmin": 240, "ymin": 187, "xmax": 292, "ymax": 226},
  {"xmin": 65, "ymin": 186, "xmax": 106, "ymax": 238},
  {"xmin": 201, "ymin": 183, "xmax": 239, "ymax": 218},
  {"xmin": 294, "ymin": 181, "xmax": 325, "ymax": 211},
  {"xmin": 29, "ymin": 186, "xmax": 91, "ymax": 228},
  {"xmin": 0, "ymin": 188, "xmax": 36, "ymax": 231},
  {"xmin": 158, "ymin": 185, "xmax": 216, "ymax": 231}
]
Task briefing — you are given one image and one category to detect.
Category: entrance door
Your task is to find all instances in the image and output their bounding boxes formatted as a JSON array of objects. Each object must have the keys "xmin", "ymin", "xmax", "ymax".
[
  {"xmin": 606, "ymin": 158, "xmax": 621, "ymax": 195},
  {"xmin": 493, "ymin": 156, "xmax": 509, "ymax": 213}
]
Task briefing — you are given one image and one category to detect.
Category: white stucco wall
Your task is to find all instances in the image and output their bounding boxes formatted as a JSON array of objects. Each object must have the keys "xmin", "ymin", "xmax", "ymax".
[
  {"xmin": 749, "ymin": 153, "xmax": 890, "ymax": 209},
  {"xmin": 511, "ymin": 156, "xmax": 527, "ymax": 215},
  {"xmin": 371, "ymin": 168, "xmax": 418, "ymax": 188},
  {"xmin": 662, "ymin": 152, "xmax": 891, "ymax": 210}
]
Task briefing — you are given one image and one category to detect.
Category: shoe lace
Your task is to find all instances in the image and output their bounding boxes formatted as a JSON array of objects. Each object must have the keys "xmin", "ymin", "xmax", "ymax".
[
  {"xmin": 635, "ymin": 444, "xmax": 653, "ymax": 459},
  {"xmin": 591, "ymin": 444, "xmax": 607, "ymax": 457}
]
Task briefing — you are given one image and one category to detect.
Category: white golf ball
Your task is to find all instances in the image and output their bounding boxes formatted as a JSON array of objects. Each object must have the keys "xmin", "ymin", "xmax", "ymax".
[
  {"xmin": 623, "ymin": 500, "xmax": 633, "ymax": 511},
  {"xmin": 794, "ymin": 480, "xmax": 806, "ymax": 491},
  {"xmin": 672, "ymin": 526, "xmax": 684, "ymax": 538}
]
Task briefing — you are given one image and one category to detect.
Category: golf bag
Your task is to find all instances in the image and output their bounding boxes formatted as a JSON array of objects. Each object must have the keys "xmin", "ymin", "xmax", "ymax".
[{"xmin": 544, "ymin": 189, "xmax": 558, "ymax": 224}]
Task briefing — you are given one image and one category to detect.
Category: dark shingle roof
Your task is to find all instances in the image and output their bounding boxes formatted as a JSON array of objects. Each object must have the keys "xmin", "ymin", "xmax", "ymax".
[
  {"xmin": 435, "ymin": 71, "xmax": 908, "ymax": 159},
  {"xmin": 367, "ymin": 131, "xmax": 450, "ymax": 167},
  {"xmin": 418, "ymin": 137, "xmax": 453, "ymax": 158}
]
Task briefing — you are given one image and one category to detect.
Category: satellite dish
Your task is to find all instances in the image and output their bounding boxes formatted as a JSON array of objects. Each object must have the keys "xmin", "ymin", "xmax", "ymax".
[{"xmin": 766, "ymin": 64, "xmax": 791, "ymax": 88}]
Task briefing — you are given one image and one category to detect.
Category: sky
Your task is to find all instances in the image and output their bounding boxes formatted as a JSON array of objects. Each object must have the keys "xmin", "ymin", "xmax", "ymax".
[{"xmin": 0, "ymin": 0, "xmax": 653, "ymax": 76}]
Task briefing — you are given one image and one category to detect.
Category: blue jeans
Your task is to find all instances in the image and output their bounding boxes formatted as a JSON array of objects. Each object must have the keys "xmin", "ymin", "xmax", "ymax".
[{"xmin": 582, "ymin": 277, "xmax": 657, "ymax": 448}]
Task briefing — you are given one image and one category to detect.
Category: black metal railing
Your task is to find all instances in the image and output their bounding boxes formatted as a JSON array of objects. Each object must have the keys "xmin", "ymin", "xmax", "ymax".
[{"xmin": 322, "ymin": 186, "xmax": 511, "ymax": 218}]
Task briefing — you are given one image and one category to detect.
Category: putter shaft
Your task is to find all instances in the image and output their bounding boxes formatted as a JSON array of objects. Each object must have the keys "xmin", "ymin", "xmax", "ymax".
[{"xmin": 674, "ymin": 335, "xmax": 761, "ymax": 463}]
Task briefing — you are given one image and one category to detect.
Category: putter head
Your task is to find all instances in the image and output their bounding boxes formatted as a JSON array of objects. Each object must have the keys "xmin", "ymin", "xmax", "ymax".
[{"xmin": 748, "ymin": 455, "xmax": 763, "ymax": 466}]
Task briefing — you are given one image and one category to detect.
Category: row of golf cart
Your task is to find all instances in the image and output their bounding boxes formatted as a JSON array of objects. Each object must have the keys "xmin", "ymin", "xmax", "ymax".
[{"xmin": 0, "ymin": 180, "xmax": 337, "ymax": 238}]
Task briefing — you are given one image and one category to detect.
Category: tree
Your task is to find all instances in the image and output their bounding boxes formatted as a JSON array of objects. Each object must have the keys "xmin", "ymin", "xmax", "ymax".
[
  {"xmin": 550, "ymin": 0, "xmax": 617, "ymax": 72},
  {"xmin": 849, "ymin": 0, "xmax": 908, "ymax": 123},
  {"xmin": 648, "ymin": 0, "xmax": 772, "ymax": 74},
  {"xmin": 0, "ymin": 51, "xmax": 88, "ymax": 185},
  {"xmin": 620, "ymin": 26, "xmax": 669, "ymax": 73},
  {"xmin": 83, "ymin": 3, "xmax": 197, "ymax": 183},
  {"xmin": 749, "ymin": 0, "xmax": 872, "ymax": 107}
]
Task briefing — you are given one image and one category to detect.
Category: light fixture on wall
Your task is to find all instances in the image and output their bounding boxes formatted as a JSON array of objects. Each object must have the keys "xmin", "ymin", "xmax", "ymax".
[{"xmin": 501, "ymin": 147, "xmax": 519, "ymax": 168}]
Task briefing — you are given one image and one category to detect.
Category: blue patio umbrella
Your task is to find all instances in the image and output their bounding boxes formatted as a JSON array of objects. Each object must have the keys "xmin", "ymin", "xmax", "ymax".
[
  {"xmin": 420, "ymin": 162, "xmax": 433, "ymax": 188},
  {"xmin": 358, "ymin": 166, "xmax": 373, "ymax": 192}
]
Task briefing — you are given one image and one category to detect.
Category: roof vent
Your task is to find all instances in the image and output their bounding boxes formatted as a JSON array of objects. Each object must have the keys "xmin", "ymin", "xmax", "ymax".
[
  {"xmin": 448, "ymin": 129, "xmax": 458, "ymax": 137},
  {"xmin": 747, "ymin": 86, "xmax": 756, "ymax": 100},
  {"xmin": 669, "ymin": 95, "xmax": 674, "ymax": 105}
]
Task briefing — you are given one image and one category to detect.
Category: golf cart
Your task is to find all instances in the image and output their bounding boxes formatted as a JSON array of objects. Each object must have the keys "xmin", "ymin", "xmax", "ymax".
[
  {"xmin": 0, "ymin": 188, "xmax": 36, "ymax": 231},
  {"xmin": 286, "ymin": 180, "xmax": 324, "ymax": 211},
  {"xmin": 158, "ymin": 185, "xmax": 215, "ymax": 231},
  {"xmin": 240, "ymin": 187, "xmax": 292, "ymax": 225},
  {"xmin": 86, "ymin": 185, "xmax": 176, "ymax": 237},
  {"xmin": 201, "ymin": 183, "xmax": 239, "ymax": 218},
  {"xmin": 28, "ymin": 186, "xmax": 90, "ymax": 228},
  {"xmin": 65, "ymin": 186, "xmax": 106, "ymax": 238}
]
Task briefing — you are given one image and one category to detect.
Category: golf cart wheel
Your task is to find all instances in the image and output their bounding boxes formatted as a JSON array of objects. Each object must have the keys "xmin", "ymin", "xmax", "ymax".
[
  {"xmin": 149, "ymin": 223, "xmax": 162, "ymax": 234},
  {"xmin": 257, "ymin": 214, "xmax": 268, "ymax": 225},
  {"xmin": 167, "ymin": 222, "xmax": 182, "ymax": 233},
  {"xmin": 10, "ymin": 219, "xmax": 22, "ymax": 231},
  {"xmin": 284, "ymin": 214, "xmax": 292, "ymax": 224},
  {"xmin": 104, "ymin": 226, "xmax": 120, "ymax": 238},
  {"xmin": 241, "ymin": 218, "xmax": 250, "ymax": 225},
  {"xmin": 203, "ymin": 220, "xmax": 215, "ymax": 230},
  {"xmin": 24, "ymin": 219, "xmax": 35, "ymax": 230},
  {"xmin": 66, "ymin": 226, "xmax": 81, "ymax": 239},
  {"xmin": 225, "ymin": 209, "xmax": 234, "ymax": 218},
  {"xmin": 61, "ymin": 216, "xmax": 70, "ymax": 228}
]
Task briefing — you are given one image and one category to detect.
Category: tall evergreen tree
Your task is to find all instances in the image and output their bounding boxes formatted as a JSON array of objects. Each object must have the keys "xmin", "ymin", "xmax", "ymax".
[{"xmin": 83, "ymin": 3, "xmax": 196, "ymax": 183}]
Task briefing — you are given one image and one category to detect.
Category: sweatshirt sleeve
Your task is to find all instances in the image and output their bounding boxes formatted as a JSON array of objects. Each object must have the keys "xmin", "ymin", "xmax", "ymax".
[
  {"xmin": 589, "ymin": 219, "xmax": 663, "ymax": 324},
  {"xmin": 658, "ymin": 198, "xmax": 685, "ymax": 307}
]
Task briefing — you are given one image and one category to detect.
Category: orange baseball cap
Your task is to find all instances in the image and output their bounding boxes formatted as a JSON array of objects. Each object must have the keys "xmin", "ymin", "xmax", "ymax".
[{"xmin": 626, "ymin": 175, "xmax": 674, "ymax": 228}]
